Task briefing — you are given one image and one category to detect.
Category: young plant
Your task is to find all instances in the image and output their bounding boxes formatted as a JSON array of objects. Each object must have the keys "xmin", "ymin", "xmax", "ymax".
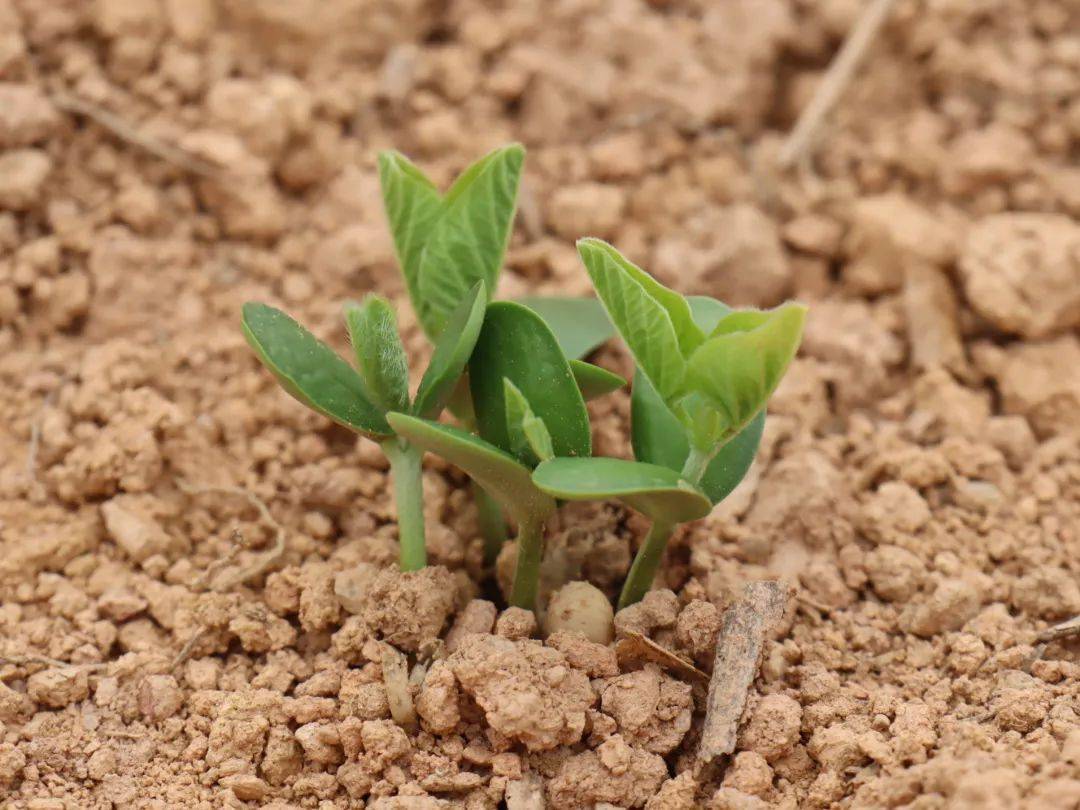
[
  {"xmin": 241, "ymin": 282, "xmax": 486, "ymax": 572},
  {"xmin": 533, "ymin": 239, "xmax": 806, "ymax": 608},
  {"xmin": 387, "ymin": 301, "xmax": 610, "ymax": 610},
  {"xmin": 379, "ymin": 144, "xmax": 618, "ymax": 560}
]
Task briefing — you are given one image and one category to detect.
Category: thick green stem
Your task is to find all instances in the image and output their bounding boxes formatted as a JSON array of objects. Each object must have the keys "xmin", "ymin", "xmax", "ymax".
[
  {"xmin": 618, "ymin": 520, "xmax": 675, "ymax": 610},
  {"xmin": 681, "ymin": 445, "xmax": 713, "ymax": 484},
  {"xmin": 383, "ymin": 439, "xmax": 426, "ymax": 571},
  {"xmin": 474, "ymin": 483, "xmax": 508, "ymax": 564},
  {"xmin": 509, "ymin": 516, "xmax": 546, "ymax": 610}
]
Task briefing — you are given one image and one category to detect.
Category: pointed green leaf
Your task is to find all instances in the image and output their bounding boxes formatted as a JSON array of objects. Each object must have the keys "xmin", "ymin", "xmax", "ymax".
[
  {"xmin": 579, "ymin": 238, "xmax": 703, "ymax": 355},
  {"xmin": 242, "ymin": 303, "xmax": 392, "ymax": 439},
  {"xmin": 516, "ymin": 296, "xmax": 615, "ymax": 359},
  {"xmin": 470, "ymin": 301, "xmax": 591, "ymax": 460},
  {"xmin": 415, "ymin": 144, "xmax": 525, "ymax": 337},
  {"xmin": 685, "ymin": 302, "xmax": 807, "ymax": 437},
  {"xmin": 378, "ymin": 151, "xmax": 444, "ymax": 316},
  {"xmin": 533, "ymin": 457, "xmax": 712, "ymax": 524},
  {"xmin": 412, "ymin": 281, "xmax": 486, "ymax": 419},
  {"xmin": 570, "ymin": 360, "xmax": 626, "ymax": 401},
  {"xmin": 577, "ymin": 238, "xmax": 688, "ymax": 402},
  {"xmin": 344, "ymin": 295, "xmax": 410, "ymax": 414},
  {"xmin": 387, "ymin": 413, "xmax": 555, "ymax": 524},
  {"xmin": 503, "ymin": 379, "xmax": 555, "ymax": 466}
]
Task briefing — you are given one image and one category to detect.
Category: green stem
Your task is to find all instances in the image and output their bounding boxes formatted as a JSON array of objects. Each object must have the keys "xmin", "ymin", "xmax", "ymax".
[
  {"xmin": 681, "ymin": 445, "xmax": 713, "ymax": 485},
  {"xmin": 383, "ymin": 439, "xmax": 426, "ymax": 571},
  {"xmin": 474, "ymin": 483, "xmax": 508, "ymax": 564},
  {"xmin": 618, "ymin": 520, "xmax": 675, "ymax": 610},
  {"xmin": 509, "ymin": 515, "xmax": 546, "ymax": 610}
]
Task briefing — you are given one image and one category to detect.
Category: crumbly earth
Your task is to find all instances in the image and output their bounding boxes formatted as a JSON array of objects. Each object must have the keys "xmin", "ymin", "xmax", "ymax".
[{"xmin": 0, "ymin": 0, "xmax": 1079, "ymax": 807}]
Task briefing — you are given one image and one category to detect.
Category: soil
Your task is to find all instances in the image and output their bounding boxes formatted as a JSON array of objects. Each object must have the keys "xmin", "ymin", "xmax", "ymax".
[{"xmin": 1, "ymin": 0, "xmax": 1079, "ymax": 808}]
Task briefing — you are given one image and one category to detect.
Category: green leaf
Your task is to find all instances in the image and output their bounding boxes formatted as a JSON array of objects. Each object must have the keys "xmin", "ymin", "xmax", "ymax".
[
  {"xmin": 387, "ymin": 413, "xmax": 555, "ymax": 525},
  {"xmin": 503, "ymin": 379, "xmax": 554, "ymax": 466},
  {"xmin": 344, "ymin": 295, "xmax": 410, "ymax": 414},
  {"xmin": 469, "ymin": 301, "xmax": 591, "ymax": 460},
  {"xmin": 378, "ymin": 151, "xmax": 444, "ymax": 317},
  {"xmin": 533, "ymin": 457, "xmax": 712, "ymax": 524},
  {"xmin": 570, "ymin": 360, "xmax": 626, "ymax": 401},
  {"xmin": 416, "ymin": 144, "xmax": 525, "ymax": 337},
  {"xmin": 577, "ymin": 238, "xmax": 689, "ymax": 403},
  {"xmin": 697, "ymin": 408, "xmax": 764, "ymax": 505},
  {"xmin": 631, "ymin": 368, "xmax": 689, "ymax": 472},
  {"xmin": 631, "ymin": 296, "xmax": 767, "ymax": 504},
  {"xmin": 633, "ymin": 377, "xmax": 765, "ymax": 504},
  {"xmin": 685, "ymin": 302, "xmax": 807, "ymax": 437},
  {"xmin": 412, "ymin": 281, "xmax": 486, "ymax": 419},
  {"xmin": 242, "ymin": 302, "xmax": 392, "ymax": 439},
  {"xmin": 516, "ymin": 296, "xmax": 615, "ymax": 359},
  {"xmin": 579, "ymin": 238, "xmax": 703, "ymax": 355},
  {"xmin": 687, "ymin": 296, "xmax": 732, "ymax": 334}
]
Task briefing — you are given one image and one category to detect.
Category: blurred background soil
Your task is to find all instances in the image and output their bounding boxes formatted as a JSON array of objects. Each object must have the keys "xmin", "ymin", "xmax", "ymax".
[{"xmin": 0, "ymin": 0, "xmax": 1078, "ymax": 807}]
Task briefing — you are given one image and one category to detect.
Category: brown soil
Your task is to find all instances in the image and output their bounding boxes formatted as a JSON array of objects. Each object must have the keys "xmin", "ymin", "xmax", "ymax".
[{"xmin": 1, "ymin": 0, "xmax": 1079, "ymax": 807}]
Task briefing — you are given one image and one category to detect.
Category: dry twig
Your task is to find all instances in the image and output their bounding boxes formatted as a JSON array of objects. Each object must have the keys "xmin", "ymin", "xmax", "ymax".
[
  {"xmin": 170, "ymin": 628, "xmax": 207, "ymax": 671},
  {"xmin": 176, "ymin": 479, "xmax": 287, "ymax": 591},
  {"xmin": 1026, "ymin": 614, "xmax": 1080, "ymax": 669},
  {"xmin": 778, "ymin": 0, "xmax": 900, "ymax": 169},
  {"xmin": 52, "ymin": 92, "xmax": 221, "ymax": 178},
  {"xmin": 0, "ymin": 654, "xmax": 106, "ymax": 671},
  {"xmin": 698, "ymin": 581, "xmax": 790, "ymax": 766}
]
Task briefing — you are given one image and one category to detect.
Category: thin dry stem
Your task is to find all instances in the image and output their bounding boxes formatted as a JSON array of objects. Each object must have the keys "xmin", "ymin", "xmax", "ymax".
[
  {"xmin": 1026, "ymin": 614, "xmax": 1080, "ymax": 669},
  {"xmin": 52, "ymin": 92, "xmax": 222, "ymax": 177},
  {"xmin": 0, "ymin": 654, "xmax": 106, "ymax": 672},
  {"xmin": 176, "ymin": 479, "xmax": 287, "ymax": 591},
  {"xmin": 778, "ymin": 0, "xmax": 900, "ymax": 169},
  {"xmin": 170, "ymin": 628, "xmax": 207, "ymax": 671}
]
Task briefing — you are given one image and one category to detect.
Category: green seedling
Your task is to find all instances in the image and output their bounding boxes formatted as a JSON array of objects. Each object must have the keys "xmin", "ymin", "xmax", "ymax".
[
  {"xmin": 379, "ymin": 144, "xmax": 618, "ymax": 560},
  {"xmin": 388, "ymin": 301, "xmax": 605, "ymax": 610},
  {"xmin": 533, "ymin": 239, "xmax": 806, "ymax": 609},
  {"xmin": 242, "ymin": 282, "xmax": 486, "ymax": 572}
]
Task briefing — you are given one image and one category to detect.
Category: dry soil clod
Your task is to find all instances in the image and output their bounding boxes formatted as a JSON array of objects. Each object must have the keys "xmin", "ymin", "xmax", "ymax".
[{"xmin": 698, "ymin": 580, "xmax": 790, "ymax": 766}]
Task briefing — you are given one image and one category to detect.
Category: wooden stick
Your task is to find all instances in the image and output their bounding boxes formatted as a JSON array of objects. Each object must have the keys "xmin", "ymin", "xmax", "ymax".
[
  {"xmin": 53, "ymin": 92, "xmax": 222, "ymax": 178},
  {"xmin": 698, "ymin": 581, "xmax": 789, "ymax": 765},
  {"xmin": 778, "ymin": 0, "xmax": 900, "ymax": 169}
]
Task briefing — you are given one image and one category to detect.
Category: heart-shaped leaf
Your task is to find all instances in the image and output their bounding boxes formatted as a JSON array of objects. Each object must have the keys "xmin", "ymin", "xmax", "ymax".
[
  {"xmin": 412, "ymin": 281, "xmax": 486, "ymax": 419},
  {"xmin": 577, "ymin": 238, "xmax": 690, "ymax": 403},
  {"xmin": 503, "ymin": 379, "xmax": 554, "ymax": 466},
  {"xmin": 570, "ymin": 360, "xmax": 626, "ymax": 401},
  {"xmin": 533, "ymin": 457, "xmax": 712, "ymax": 525},
  {"xmin": 470, "ymin": 301, "xmax": 591, "ymax": 460},
  {"xmin": 415, "ymin": 144, "xmax": 524, "ymax": 337},
  {"xmin": 378, "ymin": 151, "xmax": 444, "ymax": 318},
  {"xmin": 242, "ymin": 303, "xmax": 392, "ymax": 439},
  {"xmin": 685, "ymin": 302, "xmax": 807, "ymax": 438},
  {"xmin": 387, "ymin": 413, "xmax": 555, "ymax": 525},
  {"xmin": 515, "ymin": 296, "xmax": 615, "ymax": 359},
  {"xmin": 344, "ymin": 295, "xmax": 410, "ymax": 414}
]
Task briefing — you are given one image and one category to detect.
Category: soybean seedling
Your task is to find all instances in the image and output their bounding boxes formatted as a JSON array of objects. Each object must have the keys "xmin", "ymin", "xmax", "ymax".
[
  {"xmin": 379, "ymin": 144, "xmax": 619, "ymax": 560},
  {"xmin": 242, "ymin": 282, "xmax": 486, "ymax": 572},
  {"xmin": 388, "ymin": 300, "xmax": 613, "ymax": 610},
  {"xmin": 533, "ymin": 239, "xmax": 806, "ymax": 609}
]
